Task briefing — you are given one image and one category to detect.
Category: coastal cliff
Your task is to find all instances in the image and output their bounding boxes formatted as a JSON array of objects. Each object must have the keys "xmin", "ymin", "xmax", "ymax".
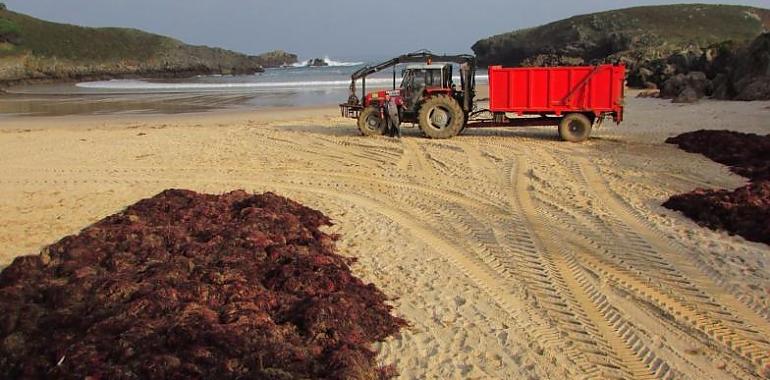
[
  {"xmin": 0, "ymin": 7, "xmax": 297, "ymax": 86},
  {"xmin": 472, "ymin": 5, "xmax": 770, "ymax": 96},
  {"xmin": 472, "ymin": 4, "xmax": 770, "ymax": 68}
]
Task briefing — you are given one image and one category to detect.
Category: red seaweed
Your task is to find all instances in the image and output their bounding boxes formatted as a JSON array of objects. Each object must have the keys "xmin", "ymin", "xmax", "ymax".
[
  {"xmin": 0, "ymin": 189, "xmax": 406, "ymax": 379},
  {"xmin": 664, "ymin": 130, "xmax": 770, "ymax": 245},
  {"xmin": 665, "ymin": 130, "xmax": 770, "ymax": 182}
]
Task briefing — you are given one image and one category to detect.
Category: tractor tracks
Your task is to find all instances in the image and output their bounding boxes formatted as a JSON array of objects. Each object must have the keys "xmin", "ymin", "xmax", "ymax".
[
  {"xmin": 510, "ymin": 144, "xmax": 770, "ymax": 378},
  {"xmin": 4, "ymin": 124, "xmax": 770, "ymax": 379}
]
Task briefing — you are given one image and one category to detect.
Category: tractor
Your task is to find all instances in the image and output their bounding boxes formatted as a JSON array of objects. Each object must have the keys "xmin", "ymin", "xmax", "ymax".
[
  {"xmin": 340, "ymin": 51, "xmax": 626, "ymax": 141},
  {"xmin": 339, "ymin": 51, "xmax": 476, "ymax": 139}
]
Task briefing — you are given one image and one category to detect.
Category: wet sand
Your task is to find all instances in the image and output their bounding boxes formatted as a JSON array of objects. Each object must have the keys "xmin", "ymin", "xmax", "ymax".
[{"xmin": 1, "ymin": 94, "xmax": 769, "ymax": 379}]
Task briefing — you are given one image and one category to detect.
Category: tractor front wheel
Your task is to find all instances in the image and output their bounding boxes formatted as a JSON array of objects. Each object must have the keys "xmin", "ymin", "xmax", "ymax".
[
  {"xmin": 357, "ymin": 106, "xmax": 385, "ymax": 136},
  {"xmin": 418, "ymin": 95, "xmax": 464, "ymax": 139},
  {"xmin": 558, "ymin": 113, "xmax": 593, "ymax": 142}
]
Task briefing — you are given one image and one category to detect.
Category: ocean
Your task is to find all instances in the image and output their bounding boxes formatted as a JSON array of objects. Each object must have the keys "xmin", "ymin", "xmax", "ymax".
[{"xmin": 0, "ymin": 57, "xmax": 489, "ymax": 117}]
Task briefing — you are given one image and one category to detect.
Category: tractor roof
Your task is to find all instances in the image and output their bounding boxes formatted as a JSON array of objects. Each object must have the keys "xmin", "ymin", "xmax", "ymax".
[{"xmin": 405, "ymin": 64, "xmax": 448, "ymax": 70}]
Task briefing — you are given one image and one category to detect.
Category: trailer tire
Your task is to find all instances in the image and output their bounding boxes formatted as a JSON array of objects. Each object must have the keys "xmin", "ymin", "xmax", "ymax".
[
  {"xmin": 558, "ymin": 113, "xmax": 593, "ymax": 142},
  {"xmin": 418, "ymin": 95, "xmax": 464, "ymax": 139},
  {"xmin": 357, "ymin": 106, "xmax": 385, "ymax": 136}
]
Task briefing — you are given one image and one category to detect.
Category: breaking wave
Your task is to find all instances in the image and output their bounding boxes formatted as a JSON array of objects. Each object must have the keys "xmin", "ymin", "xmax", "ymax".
[{"xmin": 292, "ymin": 56, "xmax": 364, "ymax": 68}]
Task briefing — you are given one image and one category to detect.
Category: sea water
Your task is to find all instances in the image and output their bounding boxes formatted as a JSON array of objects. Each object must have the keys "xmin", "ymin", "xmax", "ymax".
[{"xmin": 0, "ymin": 57, "xmax": 488, "ymax": 116}]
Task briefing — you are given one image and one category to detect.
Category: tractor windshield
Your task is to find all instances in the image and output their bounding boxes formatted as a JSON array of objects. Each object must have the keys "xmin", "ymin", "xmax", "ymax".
[{"xmin": 400, "ymin": 68, "xmax": 444, "ymax": 89}]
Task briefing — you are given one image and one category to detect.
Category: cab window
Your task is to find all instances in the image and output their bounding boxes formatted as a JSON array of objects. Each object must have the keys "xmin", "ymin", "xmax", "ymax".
[
  {"xmin": 401, "ymin": 68, "xmax": 444, "ymax": 88},
  {"xmin": 426, "ymin": 69, "xmax": 443, "ymax": 86}
]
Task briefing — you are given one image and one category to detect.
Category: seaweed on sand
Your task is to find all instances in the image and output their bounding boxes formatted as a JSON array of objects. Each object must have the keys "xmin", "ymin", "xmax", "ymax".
[
  {"xmin": 0, "ymin": 189, "xmax": 406, "ymax": 379},
  {"xmin": 664, "ymin": 130, "xmax": 770, "ymax": 245}
]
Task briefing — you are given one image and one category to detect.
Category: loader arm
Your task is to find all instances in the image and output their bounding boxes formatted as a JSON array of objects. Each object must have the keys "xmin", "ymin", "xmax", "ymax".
[{"xmin": 346, "ymin": 50, "xmax": 477, "ymax": 112}]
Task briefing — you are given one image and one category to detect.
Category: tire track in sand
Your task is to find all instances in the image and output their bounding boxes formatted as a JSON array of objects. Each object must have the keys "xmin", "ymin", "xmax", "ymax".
[
  {"xmin": 459, "ymin": 140, "xmax": 670, "ymax": 379},
  {"xmin": 571, "ymin": 156, "xmax": 770, "ymax": 374},
  {"xmin": 504, "ymin": 151, "xmax": 663, "ymax": 380},
  {"xmin": 518, "ymin": 145, "xmax": 768, "ymax": 377}
]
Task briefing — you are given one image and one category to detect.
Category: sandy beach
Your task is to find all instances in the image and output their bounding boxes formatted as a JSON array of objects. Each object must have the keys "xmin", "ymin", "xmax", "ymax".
[{"xmin": 1, "ymin": 95, "xmax": 770, "ymax": 379}]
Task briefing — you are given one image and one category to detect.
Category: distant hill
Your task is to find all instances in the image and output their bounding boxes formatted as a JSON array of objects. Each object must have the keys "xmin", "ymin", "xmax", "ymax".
[
  {"xmin": 472, "ymin": 4, "xmax": 770, "ymax": 68},
  {"xmin": 0, "ymin": 7, "xmax": 298, "ymax": 85}
]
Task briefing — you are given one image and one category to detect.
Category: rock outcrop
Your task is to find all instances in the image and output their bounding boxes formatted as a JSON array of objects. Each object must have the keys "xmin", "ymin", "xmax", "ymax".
[
  {"xmin": 472, "ymin": 4, "xmax": 770, "ymax": 101},
  {"xmin": 712, "ymin": 33, "xmax": 770, "ymax": 100},
  {"xmin": 253, "ymin": 50, "xmax": 299, "ymax": 68},
  {"xmin": 639, "ymin": 33, "xmax": 770, "ymax": 101},
  {"xmin": 306, "ymin": 58, "xmax": 329, "ymax": 67},
  {"xmin": 0, "ymin": 8, "xmax": 298, "ymax": 86},
  {"xmin": 473, "ymin": 5, "xmax": 770, "ymax": 67},
  {"xmin": 660, "ymin": 71, "xmax": 710, "ymax": 103}
]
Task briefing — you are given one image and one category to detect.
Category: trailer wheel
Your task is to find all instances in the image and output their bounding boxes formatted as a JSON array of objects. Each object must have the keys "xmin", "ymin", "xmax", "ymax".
[
  {"xmin": 418, "ymin": 95, "xmax": 464, "ymax": 139},
  {"xmin": 357, "ymin": 106, "xmax": 385, "ymax": 136},
  {"xmin": 558, "ymin": 113, "xmax": 593, "ymax": 142}
]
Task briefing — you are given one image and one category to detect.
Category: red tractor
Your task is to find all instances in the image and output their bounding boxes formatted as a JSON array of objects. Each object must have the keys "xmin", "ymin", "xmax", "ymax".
[
  {"xmin": 340, "ymin": 51, "xmax": 625, "ymax": 142},
  {"xmin": 340, "ymin": 51, "xmax": 476, "ymax": 139}
]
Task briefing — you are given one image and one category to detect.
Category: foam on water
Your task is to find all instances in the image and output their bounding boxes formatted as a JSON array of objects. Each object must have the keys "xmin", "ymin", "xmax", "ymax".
[
  {"xmin": 76, "ymin": 78, "xmax": 393, "ymax": 91},
  {"xmin": 292, "ymin": 56, "xmax": 365, "ymax": 68},
  {"xmin": 76, "ymin": 75, "xmax": 489, "ymax": 92}
]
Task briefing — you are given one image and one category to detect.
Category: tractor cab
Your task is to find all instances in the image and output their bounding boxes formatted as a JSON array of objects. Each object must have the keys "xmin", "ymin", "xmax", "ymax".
[
  {"xmin": 399, "ymin": 64, "xmax": 453, "ymax": 111},
  {"xmin": 339, "ymin": 51, "xmax": 476, "ymax": 138}
]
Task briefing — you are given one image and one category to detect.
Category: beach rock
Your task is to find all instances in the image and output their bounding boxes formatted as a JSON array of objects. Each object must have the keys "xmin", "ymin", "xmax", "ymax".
[
  {"xmin": 712, "ymin": 33, "xmax": 770, "ymax": 100},
  {"xmin": 661, "ymin": 74, "xmax": 687, "ymax": 98},
  {"xmin": 306, "ymin": 58, "xmax": 329, "ymax": 67},
  {"xmin": 673, "ymin": 87, "xmax": 700, "ymax": 103},
  {"xmin": 253, "ymin": 50, "xmax": 299, "ymax": 68},
  {"xmin": 661, "ymin": 71, "xmax": 709, "ymax": 102},
  {"xmin": 637, "ymin": 67, "xmax": 654, "ymax": 80},
  {"xmin": 0, "ymin": 189, "xmax": 406, "ymax": 379},
  {"xmin": 735, "ymin": 77, "xmax": 770, "ymax": 101},
  {"xmin": 667, "ymin": 50, "xmax": 703, "ymax": 74}
]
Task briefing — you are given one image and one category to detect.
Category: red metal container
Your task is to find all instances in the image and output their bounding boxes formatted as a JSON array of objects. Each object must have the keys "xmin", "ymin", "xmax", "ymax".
[{"xmin": 488, "ymin": 64, "xmax": 625, "ymax": 122}]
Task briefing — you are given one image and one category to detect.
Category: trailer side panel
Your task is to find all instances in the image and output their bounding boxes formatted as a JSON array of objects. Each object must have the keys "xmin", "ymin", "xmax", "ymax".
[{"xmin": 489, "ymin": 64, "xmax": 625, "ymax": 121}]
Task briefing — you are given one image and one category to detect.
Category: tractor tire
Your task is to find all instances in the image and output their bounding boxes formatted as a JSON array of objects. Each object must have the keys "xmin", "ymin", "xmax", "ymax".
[
  {"xmin": 418, "ymin": 95, "xmax": 464, "ymax": 139},
  {"xmin": 357, "ymin": 106, "xmax": 385, "ymax": 136},
  {"xmin": 558, "ymin": 113, "xmax": 593, "ymax": 142}
]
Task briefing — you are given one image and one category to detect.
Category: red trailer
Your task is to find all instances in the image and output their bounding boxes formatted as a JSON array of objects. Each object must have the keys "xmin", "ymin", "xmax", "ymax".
[{"xmin": 469, "ymin": 64, "xmax": 626, "ymax": 141}]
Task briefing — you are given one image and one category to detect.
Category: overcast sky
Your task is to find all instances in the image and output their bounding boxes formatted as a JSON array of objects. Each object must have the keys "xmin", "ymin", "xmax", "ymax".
[{"xmin": 4, "ymin": 0, "xmax": 768, "ymax": 60}]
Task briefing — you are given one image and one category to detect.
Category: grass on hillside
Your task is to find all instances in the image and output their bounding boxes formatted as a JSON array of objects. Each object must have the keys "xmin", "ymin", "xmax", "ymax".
[
  {"xmin": 0, "ymin": 8, "xmax": 176, "ymax": 61},
  {"xmin": 474, "ymin": 4, "xmax": 770, "ymax": 61}
]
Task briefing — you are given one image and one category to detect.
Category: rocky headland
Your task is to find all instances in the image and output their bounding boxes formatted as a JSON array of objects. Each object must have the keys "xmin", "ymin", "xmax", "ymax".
[
  {"xmin": 0, "ymin": 7, "xmax": 298, "ymax": 87},
  {"xmin": 472, "ymin": 4, "xmax": 770, "ymax": 101}
]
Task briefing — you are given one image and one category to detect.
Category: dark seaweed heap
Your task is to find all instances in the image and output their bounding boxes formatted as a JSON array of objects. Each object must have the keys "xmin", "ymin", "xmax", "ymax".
[
  {"xmin": 666, "ymin": 130, "xmax": 770, "ymax": 181},
  {"xmin": 664, "ymin": 130, "xmax": 770, "ymax": 245},
  {"xmin": 0, "ymin": 189, "xmax": 406, "ymax": 379}
]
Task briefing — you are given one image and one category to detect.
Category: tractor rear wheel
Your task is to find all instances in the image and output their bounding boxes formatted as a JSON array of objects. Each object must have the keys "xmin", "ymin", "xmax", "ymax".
[
  {"xmin": 418, "ymin": 95, "xmax": 464, "ymax": 139},
  {"xmin": 558, "ymin": 113, "xmax": 593, "ymax": 142},
  {"xmin": 357, "ymin": 106, "xmax": 385, "ymax": 136}
]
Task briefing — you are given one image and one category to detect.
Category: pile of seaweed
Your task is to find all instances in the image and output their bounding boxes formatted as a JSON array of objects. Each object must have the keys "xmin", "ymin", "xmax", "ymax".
[
  {"xmin": 0, "ymin": 189, "xmax": 406, "ymax": 379},
  {"xmin": 664, "ymin": 130, "xmax": 770, "ymax": 244}
]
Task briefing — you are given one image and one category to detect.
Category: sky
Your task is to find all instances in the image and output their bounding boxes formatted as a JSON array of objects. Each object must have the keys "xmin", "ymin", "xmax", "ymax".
[{"xmin": 4, "ymin": 0, "xmax": 769, "ymax": 60}]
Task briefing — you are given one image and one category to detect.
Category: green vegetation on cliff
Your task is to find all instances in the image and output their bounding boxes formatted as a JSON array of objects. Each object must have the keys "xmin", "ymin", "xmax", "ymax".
[
  {"xmin": 0, "ymin": 7, "xmax": 297, "ymax": 84},
  {"xmin": 472, "ymin": 4, "xmax": 770, "ymax": 66}
]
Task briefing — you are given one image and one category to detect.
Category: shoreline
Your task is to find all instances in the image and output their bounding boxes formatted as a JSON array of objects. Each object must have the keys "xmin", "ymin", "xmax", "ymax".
[
  {"xmin": 0, "ymin": 104, "xmax": 342, "ymax": 130},
  {"xmin": 0, "ymin": 66, "xmax": 271, "ymax": 91}
]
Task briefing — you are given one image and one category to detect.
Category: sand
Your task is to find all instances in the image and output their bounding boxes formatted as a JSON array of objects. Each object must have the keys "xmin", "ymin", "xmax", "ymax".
[{"xmin": 1, "ymin": 94, "xmax": 770, "ymax": 379}]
